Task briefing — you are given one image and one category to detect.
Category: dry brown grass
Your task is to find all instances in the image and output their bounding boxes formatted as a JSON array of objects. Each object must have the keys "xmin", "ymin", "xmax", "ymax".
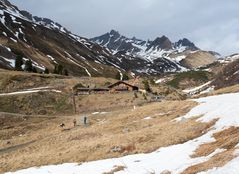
[
  {"xmin": 182, "ymin": 149, "xmax": 236, "ymax": 174},
  {"xmin": 192, "ymin": 127, "xmax": 239, "ymax": 158},
  {"xmin": 0, "ymin": 100, "xmax": 209, "ymax": 173},
  {"xmin": 0, "ymin": 92, "xmax": 74, "ymax": 115},
  {"xmin": 0, "ymin": 70, "xmax": 140, "ymax": 115},
  {"xmin": 2, "ymin": 70, "xmax": 239, "ymax": 174},
  {"xmin": 182, "ymin": 127, "xmax": 239, "ymax": 174},
  {"xmin": 76, "ymin": 92, "xmax": 147, "ymax": 113},
  {"xmin": 0, "ymin": 69, "xmax": 118, "ymax": 94}
]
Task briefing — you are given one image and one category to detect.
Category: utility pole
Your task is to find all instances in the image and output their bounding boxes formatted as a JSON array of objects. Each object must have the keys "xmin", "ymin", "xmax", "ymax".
[{"xmin": 72, "ymin": 88, "xmax": 77, "ymax": 114}]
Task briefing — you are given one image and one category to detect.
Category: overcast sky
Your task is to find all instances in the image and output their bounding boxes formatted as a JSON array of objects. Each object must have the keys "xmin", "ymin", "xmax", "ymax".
[{"xmin": 10, "ymin": 0, "xmax": 239, "ymax": 55}]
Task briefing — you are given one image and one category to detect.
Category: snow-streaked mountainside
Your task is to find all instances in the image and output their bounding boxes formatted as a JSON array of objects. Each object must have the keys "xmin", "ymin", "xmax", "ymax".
[
  {"xmin": 91, "ymin": 30, "xmax": 198, "ymax": 56},
  {"xmin": 0, "ymin": 0, "xmax": 69, "ymax": 34},
  {"xmin": 0, "ymin": 0, "xmax": 221, "ymax": 77},
  {"xmin": 91, "ymin": 30, "xmax": 219, "ymax": 70},
  {"xmin": 0, "ymin": 0, "xmax": 126, "ymax": 77},
  {"xmin": 6, "ymin": 92, "xmax": 239, "ymax": 174}
]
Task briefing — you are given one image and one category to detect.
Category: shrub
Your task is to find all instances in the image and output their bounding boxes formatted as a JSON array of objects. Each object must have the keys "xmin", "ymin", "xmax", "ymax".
[
  {"xmin": 24, "ymin": 59, "xmax": 33, "ymax": 72},
  {"xmin": 44, "ymin": 68, "xmax": 49, "ymax": 74},
  {"xmin": 63, "ymin": 69, "xmax": 69, "ymax": 76},
  {"xmin": 104, "ymin": 81, "xmax": 112, "ymax": 86},
  {"xmin": 53, "ymin": 64, "xmax": 68, "ymax": 75},
  {"xmin": 143, "ymin": 80, "xmax": 151, "ymax": 92},
  {"xmin": 143, "ymin": 93, "xmax": 147, "ymax": 100},
  {"xmin": 15, "ymin": 55, "xmax": 23, "ymax": 71},
  {"xmin": 32, "ymin": 67, "xmax": 37, "ymax": 73},
  {"xmin": 122, "ymin": 74, "xmax": 129, "ymax": 81},
  {"xmin": 115, "ymin": 72, "xmax": 121, "ymax": 80},
  {"xmin": 73, "ymin": 83, "xmax": 85, "ymax": 90}
]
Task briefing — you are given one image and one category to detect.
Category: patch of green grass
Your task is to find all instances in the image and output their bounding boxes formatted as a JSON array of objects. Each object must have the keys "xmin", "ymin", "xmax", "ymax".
[{"xmin": 167, "ymin": 71, "xmax": 212, "ymax": 88}]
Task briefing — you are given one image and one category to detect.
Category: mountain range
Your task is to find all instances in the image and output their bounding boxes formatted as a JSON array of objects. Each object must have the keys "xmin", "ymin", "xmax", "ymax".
[
  {"xmin": 0, "ymin": 0, "xmax": 221, "ymax": 78},
  {"xmin": 91, "ymin": 30, "xmax": 219, "ymax": 72}
]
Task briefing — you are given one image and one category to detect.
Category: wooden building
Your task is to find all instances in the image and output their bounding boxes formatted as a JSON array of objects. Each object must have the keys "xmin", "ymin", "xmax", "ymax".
[
  {"xmin": 108, "ymin": 81, "xmax": 139, "ymax": 92},
  {"xmin": 73, "ymin": 81, "xmax": 139, "ymax": 95},
  {"xmin": 74, "ymin": 88, "xmax": 109, "ymax": 95}
]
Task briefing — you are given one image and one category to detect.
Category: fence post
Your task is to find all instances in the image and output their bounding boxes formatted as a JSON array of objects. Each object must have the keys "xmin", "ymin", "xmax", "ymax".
[{"xmin": 72, "ymin": 89, "xmax": 77, "ymax": 114}]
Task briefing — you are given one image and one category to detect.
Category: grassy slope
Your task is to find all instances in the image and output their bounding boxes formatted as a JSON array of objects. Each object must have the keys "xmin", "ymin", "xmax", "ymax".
[
  {"xmin": 0, "ymin": 69, "xmax": 146, "ymax": 115},
  {"xmin": 1, "ymin": 69, "xmax": 239, "ymax": 173},
  {"xmin": 212, "ymin": 59, "xmax": 239, "ymax": 89},
  {"xmin": 1, "ymin": 100, "xmax": 205, "ymax": 173},
  {"xmin": 167, "ymin": 70, "xmax": 212, "ymax": 89}
]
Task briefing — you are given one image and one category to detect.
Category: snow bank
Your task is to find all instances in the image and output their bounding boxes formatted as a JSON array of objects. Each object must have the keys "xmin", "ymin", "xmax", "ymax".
[{"xmin": 177, "ymin": 93, "xmax": 239, "ymax": 129}]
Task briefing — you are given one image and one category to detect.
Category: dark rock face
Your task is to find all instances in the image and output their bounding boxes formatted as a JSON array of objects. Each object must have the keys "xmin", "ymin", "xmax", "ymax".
[
  {"xmin": 175, "ymin": 38, "xmax": 198, "ymax": 50},
  {"xmin": 0, "ymin": 0, "xmax": 13, "ymax": 7},
  {"xmin": 147, "ymin": 36, "xmax": 173, "ymax": 51},
  {"xmin": 92, "ymin": 30, "xmax": 142, "ymax": 53},
  {"xmin": 109, "ymin": 29, "xmax": 120, "ymax": 38},
  {"xmin": 19, "ymin": 10, "xmax": 33, "ymax": 20}
]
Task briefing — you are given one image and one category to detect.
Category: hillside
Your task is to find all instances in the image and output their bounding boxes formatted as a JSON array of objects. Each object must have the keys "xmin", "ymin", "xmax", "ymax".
[
  {"xmin": 0, "ymin": 55, "xmax": 239, "ymax": 174},
  {"xmin": 0, "ymin": 0, "xmax": 125, "ymax": 78},
  {"xmin": 0, "ymin": 0, "xmax": 220, "ymax": 77},
  {"xmin": 180, "ymin": 51, "xmax": 216, "ymax": 69},
  {"xmin": 1, "ymin": 89, "xmax": 239, "ymax": 174},
  {"xmin": 1, "ymin": 1, "xmax": 239, "ymax": 174},
  {"xmin": 212, "ymin": 58, "xmax": 239, "ymax": 89}
]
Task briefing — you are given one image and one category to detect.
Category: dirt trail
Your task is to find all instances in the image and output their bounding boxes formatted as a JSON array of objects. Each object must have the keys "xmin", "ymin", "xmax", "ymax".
[
  {"xmin": 0, "ymin": 112, "xmax": 78, "ymax": 118},
  {"xmin": 0, "ymin": 140, "xmax": 36, "ymax": 155}
]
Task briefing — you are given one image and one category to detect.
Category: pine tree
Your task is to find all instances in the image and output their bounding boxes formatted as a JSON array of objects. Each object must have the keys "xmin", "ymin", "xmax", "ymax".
[
  {"xmin": 57, "ymin": 64, "xmax": 63, "ymax": 75},
  {"xmin": 143, "ymin": 80, "xmax": 151, "ymax": 92},
  {"xmin": 32, "ymin": 67, "xmax": 37, "ymax": 73},
  {"xmin": 44, "ymin": 68, "xmax": 49, "ymax": 74},
  {"xmin": 115, "ymin": 72, "xmax": 121, "ymax": 80},
  {"xmin": 53, "ymin": 65, "xmax": 58, "ymax": 74},
  {"xmin": 24, "ymin": 60, "xmax": 33, "ymax": 72},
  {"xmin": 15, "ymin": 55, "xmax": 23, "ymax": 71},
  {"xmin": 122, "ymin": 74, "xmax": 129, "ymax": 81},
  {"xmin": 53, "ymin": 64, "xmax": 64, "ymax": 75},
  {"xmin": 63, "ymin": 69, "xmax": 68, "ymax": 76}
]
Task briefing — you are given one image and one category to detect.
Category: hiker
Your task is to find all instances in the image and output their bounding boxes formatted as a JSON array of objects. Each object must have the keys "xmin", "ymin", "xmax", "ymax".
[
  {"xmin": 73, "ymin": 119, "xmax": 77, "ymax": 127},
  {"xmin": 83, "ymin": 116, "xmax": 87, "ymax": 125}
]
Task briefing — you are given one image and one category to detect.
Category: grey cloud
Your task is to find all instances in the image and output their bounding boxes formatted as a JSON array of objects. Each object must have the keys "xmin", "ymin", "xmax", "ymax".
[{"xmin": 10, "ymin": 0, "xmax": 239, "ymax": 55}]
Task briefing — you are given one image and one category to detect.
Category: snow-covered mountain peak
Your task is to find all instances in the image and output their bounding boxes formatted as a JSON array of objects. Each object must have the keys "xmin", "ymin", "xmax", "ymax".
[
  {"xmin": 109, "ymin": 29, "xmax": 120, "ymax": 37},
  {"xmin": 147, "ymin": 35, "xmax": 173, "ymax": 51},
  {"xmin": 174, "ymin": 38, "xmax": 198, "ymax": 50},
  {"xmin": 91, "ymin": 30, "xmax": 199, "ymax": 56},
  {"xmin": 0, "ymin": 0, "xmax": 69, "ymax": 34}
]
